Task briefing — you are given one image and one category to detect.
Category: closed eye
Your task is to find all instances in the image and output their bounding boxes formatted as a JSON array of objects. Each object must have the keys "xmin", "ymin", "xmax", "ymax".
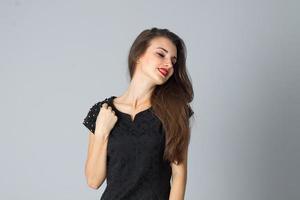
[
  {"xmin": 157, "ymin": 53, "xmax": 176, "ymax": 65},
  {"xmin": 157, "ymin": 53, "xmax": 164, "ymax": 57}
]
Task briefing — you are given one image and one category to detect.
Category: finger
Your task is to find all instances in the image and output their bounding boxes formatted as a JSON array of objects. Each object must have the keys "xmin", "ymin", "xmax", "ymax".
[{"xmin": 101, "ymin": 103, "xmax": 108, "ymax": 108}]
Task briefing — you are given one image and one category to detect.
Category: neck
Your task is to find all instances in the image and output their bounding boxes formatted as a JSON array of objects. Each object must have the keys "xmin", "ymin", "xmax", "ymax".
[{"xmin": 119, "ymin": 73, "xmax": 156, "ymax": 108}]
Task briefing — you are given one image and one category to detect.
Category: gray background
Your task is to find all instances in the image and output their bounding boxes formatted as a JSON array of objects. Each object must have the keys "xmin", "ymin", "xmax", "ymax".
[{"xmin": 0, "ymin": 0, "xmax": 299, "ymax": 199}]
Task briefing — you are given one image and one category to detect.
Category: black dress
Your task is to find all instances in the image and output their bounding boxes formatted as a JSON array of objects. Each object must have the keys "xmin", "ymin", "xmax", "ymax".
[{"xmin": 82, "ymin": 95, "xmax": 193, "ymax": 200}]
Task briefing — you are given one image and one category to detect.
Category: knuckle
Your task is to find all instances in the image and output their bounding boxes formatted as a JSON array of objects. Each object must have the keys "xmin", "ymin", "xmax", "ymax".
[{"xmin": 102, "ymin": 103, "xmax": 109, "ymax": 108}]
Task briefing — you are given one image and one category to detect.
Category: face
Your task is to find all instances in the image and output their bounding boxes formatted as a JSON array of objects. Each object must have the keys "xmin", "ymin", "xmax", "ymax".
[{"xmin": 135, "ymin": 37, "xmax": 177, "ymax": 85}]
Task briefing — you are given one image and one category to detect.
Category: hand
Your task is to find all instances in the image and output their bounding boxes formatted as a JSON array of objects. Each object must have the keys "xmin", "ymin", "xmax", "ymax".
[{"xmin": 94, "ymin": 102, "xmax": 118, "ymax": 137}]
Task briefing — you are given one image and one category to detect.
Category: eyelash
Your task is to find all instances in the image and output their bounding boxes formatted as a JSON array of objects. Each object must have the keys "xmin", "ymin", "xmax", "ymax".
[
  {"xmin": 157, "ymin": 53, "xmax": 164, "ymax": 57},
  {"xmin": 157, "ymin": 53, "xmax": 176, "ymax": 65}
]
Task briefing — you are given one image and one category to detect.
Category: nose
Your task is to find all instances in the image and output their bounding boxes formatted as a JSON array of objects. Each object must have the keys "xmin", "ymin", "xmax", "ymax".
[{"xmin": 164, "ymin": 60, "xmax": 173, "ymax": 68}]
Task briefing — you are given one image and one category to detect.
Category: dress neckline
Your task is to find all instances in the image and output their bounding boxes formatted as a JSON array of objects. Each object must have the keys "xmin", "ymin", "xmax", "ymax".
[{"xmin": 109, "ymin": 96, "xmax": 152, "ymax": 123}]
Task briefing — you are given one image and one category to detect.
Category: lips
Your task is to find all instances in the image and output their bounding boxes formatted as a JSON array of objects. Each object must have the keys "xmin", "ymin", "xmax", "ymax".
[{"xmin": 158, "ymin": 68, "xmax": 168, "ymax": 77}]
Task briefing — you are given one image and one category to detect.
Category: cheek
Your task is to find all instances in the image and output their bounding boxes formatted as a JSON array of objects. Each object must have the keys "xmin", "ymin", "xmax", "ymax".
[
  {"xmin": 169, "ymin": 68, "xmax": 174, "ymax": 77},
  {"xmin": 142, "ymin": 56, "xmax": 159, "ymax": 70}
]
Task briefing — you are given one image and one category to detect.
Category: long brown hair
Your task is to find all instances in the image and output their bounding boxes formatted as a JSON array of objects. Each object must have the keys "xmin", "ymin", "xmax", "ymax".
[{"xmin": 128, "ymin": 27, "xmax": 194, "ymax": 165}]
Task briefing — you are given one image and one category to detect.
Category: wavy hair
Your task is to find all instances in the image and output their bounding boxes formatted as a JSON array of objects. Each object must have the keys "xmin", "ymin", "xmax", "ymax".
[{"xmin": 128, "ymin": 27, "xmax": 194, "ymax": 165}]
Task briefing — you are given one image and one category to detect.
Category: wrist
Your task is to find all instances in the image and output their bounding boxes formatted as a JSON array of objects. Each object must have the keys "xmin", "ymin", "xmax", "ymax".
[{"xmin": 94, "ymin": 129, "xmax": 110, "ymax": 140}]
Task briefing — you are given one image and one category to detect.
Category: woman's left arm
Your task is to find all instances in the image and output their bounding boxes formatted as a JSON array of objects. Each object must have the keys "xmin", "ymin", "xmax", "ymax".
[{"xmin": 169, "ymin": 149, "xmax": 188, "ymax": 200}]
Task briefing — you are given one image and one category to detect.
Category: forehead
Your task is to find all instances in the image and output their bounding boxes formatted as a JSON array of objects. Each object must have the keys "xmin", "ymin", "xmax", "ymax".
[{"xmin": 148, "ymin": 37, "xmax": 177, "ymax": 55}]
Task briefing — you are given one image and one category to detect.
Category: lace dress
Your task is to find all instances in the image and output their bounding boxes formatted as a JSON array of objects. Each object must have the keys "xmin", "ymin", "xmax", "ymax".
[{"xmin": 82, "ymin": 95, "xmax": 193, "ymax": 200}]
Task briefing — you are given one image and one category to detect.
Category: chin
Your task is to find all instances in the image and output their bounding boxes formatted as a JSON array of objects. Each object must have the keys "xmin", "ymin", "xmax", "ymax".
[
  {"xmin": 155, "ymin": 81, "xmax": 165, "ymax": 86},
  {"xmin": 148, "ymin": 70, "xmax": 171, "ymax": 85},
  {"xmin": 155, "ymin": 77, "xmax": 169, "ymax": 85}
]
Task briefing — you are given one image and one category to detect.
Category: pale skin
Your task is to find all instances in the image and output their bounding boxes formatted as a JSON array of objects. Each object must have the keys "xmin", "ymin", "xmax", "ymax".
[{"xmin": 85, "ymin": 36, "xmax": 187, "ymax": 199}]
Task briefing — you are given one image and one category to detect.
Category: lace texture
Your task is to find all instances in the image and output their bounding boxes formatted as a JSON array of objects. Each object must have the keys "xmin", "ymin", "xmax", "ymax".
[
  {"xmin": 82, "ymin": 96, "xmax": 194, "ymax": 199},
  {"xmin": 82, "ymin": 96, "xmax": 172, "ymax": 200}
]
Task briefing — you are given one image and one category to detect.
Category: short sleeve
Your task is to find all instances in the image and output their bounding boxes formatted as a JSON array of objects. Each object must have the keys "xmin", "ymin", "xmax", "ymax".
[{"xmin": 82, "ymin": 101, "xmax": 102, "ymax": 134}]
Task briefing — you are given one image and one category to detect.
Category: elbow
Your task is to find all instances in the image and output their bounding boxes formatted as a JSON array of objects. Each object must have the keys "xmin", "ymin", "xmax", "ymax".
[
  {"xmin": 88, "ymin": 182, "xmax": 100, "ymax": 190},
  {"xmin": 85, "ymin": 164, "xmax": 106, "ymax": 189},
  {"xmin": 86, "ymin": 178, "xmax": 101, "ymax": 190},
  {"xmin": 85, "ymin": 173, "xmax": 105, "ymax": 190}
]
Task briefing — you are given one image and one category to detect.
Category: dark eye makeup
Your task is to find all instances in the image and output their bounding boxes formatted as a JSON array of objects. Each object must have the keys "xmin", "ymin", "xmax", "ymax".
[
  {"xmin": 157, "ymin": 52, "xmax": 176, "ymax": 65},
  {"xmin": 157, "ymin": 52, "xmax": 164, "ymax": 57}
]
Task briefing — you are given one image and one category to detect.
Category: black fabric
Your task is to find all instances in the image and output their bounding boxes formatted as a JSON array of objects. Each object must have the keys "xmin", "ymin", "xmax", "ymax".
[
  {"xmin": 82, "ymin": 96, "xmax": 191, "ymax": 200},
  {"xmin": 83, "ymin": 97, "xmax": 110, "ymax": 134}
]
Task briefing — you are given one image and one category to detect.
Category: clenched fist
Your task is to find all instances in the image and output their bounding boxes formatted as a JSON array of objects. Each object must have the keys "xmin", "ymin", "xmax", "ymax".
[{"xmin": 94, "ymin": 103, "xmax": 118, "ymax": 137}]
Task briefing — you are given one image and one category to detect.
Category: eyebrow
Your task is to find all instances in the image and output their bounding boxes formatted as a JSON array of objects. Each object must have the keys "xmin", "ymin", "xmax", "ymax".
[{"xmin": 156, "ymin": 47, "xmax": 177, "ymax": 60}]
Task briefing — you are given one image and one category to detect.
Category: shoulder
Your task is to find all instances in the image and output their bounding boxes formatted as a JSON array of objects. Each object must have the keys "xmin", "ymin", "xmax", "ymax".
[
  {"xmin": 84, "ymin": 97, "xmax": 112, "ymax": 116},
  {"xmin": 82, "ymin": 96, "xmax": 113, "ymax": 134},
  {"xmin": 89, "ymin": 96, "xmax": 111, "ymax": 110}
]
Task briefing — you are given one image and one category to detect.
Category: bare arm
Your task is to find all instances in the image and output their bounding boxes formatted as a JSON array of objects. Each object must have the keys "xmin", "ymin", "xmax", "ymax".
[
  {"xmin": 84, "ymin": 102, "xmax": 117, "ymax": 189},
  {"xmin": 84, "ymin": 131, "xmax": 109, "ymax": 189},
  {"xmin": 169, "ymin": 149, "xmax": 188, "ymax": 200}
]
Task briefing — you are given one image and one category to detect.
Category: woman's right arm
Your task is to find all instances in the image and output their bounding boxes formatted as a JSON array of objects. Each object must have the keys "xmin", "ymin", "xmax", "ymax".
[
  {"xmin": 84, "ymin": 130, "xmax": 110, "ymax": 189},
  {"xmin": 84, "ymin": 102, "xmax": 118, "ymax": 189}
]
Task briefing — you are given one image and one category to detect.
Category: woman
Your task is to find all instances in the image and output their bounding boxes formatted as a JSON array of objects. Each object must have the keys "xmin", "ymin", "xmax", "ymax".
[{"xmin": 82, "ymin": 27, "xmax": 194, "ymax": 200}]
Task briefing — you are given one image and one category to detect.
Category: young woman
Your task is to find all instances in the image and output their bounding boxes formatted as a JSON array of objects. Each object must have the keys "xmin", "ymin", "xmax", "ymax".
[{"xmin": 82, "ymin": 27, "xmax": 194, "ymax": 200}]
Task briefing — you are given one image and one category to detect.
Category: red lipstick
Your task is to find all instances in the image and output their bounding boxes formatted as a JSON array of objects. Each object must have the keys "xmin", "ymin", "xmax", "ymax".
[{"xmin": 158, "ymin": 68, "xmax": 168, "ymax": 77}]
